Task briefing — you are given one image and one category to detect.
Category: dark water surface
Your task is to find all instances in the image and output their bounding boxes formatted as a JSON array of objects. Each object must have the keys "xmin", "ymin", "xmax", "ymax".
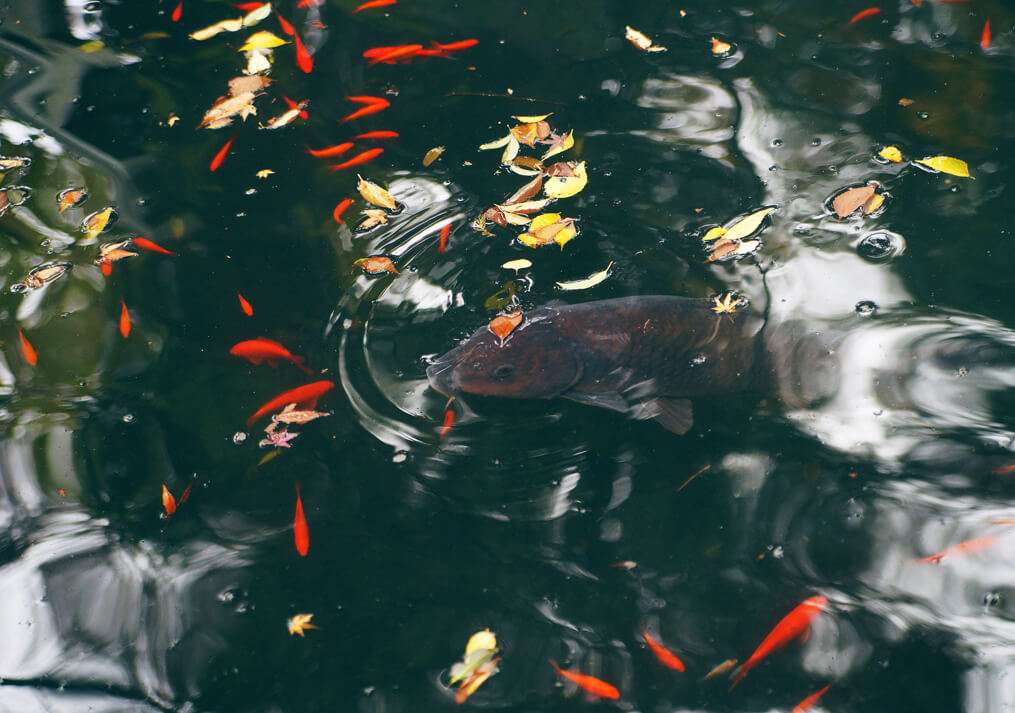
[{"xmin": 1, "ymin": 1, "xmax": 1014, "ymax": 711}]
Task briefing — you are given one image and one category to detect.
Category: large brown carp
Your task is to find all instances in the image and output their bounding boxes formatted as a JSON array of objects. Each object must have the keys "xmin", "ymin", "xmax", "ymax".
[{"xmin": 426, "ymin": 296, "xmax": 768, "ymax": 434}]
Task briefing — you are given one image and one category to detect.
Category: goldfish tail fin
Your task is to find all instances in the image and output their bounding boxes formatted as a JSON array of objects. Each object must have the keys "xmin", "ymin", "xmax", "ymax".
[
  {"xmin": 548, "ymin": 659, "xmax": 562, "ymax": 675},
  {"xmin": 294, "ymin": 357, "xmax": 314, "ymax": 376}
]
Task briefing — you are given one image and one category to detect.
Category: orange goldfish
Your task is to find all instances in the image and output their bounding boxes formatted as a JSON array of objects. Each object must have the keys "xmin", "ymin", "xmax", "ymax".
[
  {"xmin": 731, "ymin": 595, "xmax": 828, "ymax": 687},
  {"xmin": 229, "ymin": 338, "xmax": 313, "ymax": 374},
  {"xmin": 549, "ymin": 660, "xmax": 620, "ymax": 700}
]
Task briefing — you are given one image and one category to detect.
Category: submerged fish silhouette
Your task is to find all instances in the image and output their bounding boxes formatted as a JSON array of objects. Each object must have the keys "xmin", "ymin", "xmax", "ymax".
[{"xmin": 426, "ymin": 296, "xmax": 762, "ymax": 434}]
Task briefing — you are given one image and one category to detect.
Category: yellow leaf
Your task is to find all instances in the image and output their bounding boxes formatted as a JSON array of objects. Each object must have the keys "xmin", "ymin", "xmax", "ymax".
[
  {"xmin": 557, "ymin": 262, "xmax": 614, "ymax": 291},
  {"xmin": 544, "ymin": 161, "xmax": 588, "ymax": 199},
  {"xmin": 239, "ymin": 31, "xmax": 287, "ymax": 52},
  {"xmin": 915, "ymin": 155, "xmax": 972, "ymax": 178},
  {"xmin": 357, "ymin": 175, "xmax": 398, "ymax": 211},
  {"xmin": 625, "ymin": 26, "xmax": 667, "ymax": 52},
  {"xmin": 422, "ymin": 145, "xmax": 445, "ymax": 167},
  {"xmin": 878, "ymin": 145, "xmax": 903, "ymax": 163},
  {"xmin": 80, "ymin": 40, "xmax": 105, "ymax": 53},
  {"xmin": 190, "ymin": 18, "xmax": 244, "ymax": 41},
  {"xmin": 465, "ymin": 629, "xmax": 498, "ymax": 656},
  {"xmin": 501, "ymin": 136, "xmax": 520, "ymax": 165},
  {"xmin": 711, "ymin": 37, "xmax": 732, "ymax": 55},
  {"xmin": 82, "ymin": 207, "xmax": 115, "ymax": 240},
  {"xmin": 702, "ymin": 226, "xmax": 727, "ymax": 242},
  {"xmin": 287, "ymin": 613, "xmax": 317, "ymax": 637},
  {"xmin": 167, "ymin": 114, "xmax": 180, "ymax": 127},
  {"xmin": 242, "ymin": 2, "xmax": 272, "ymax": 27},
  {"xmin": 512, "ymin": 113, "xmax": 553, "ymax": 123},
  {"xmin": 722, "ymin": 206, "xmax": 775, "ymax": 242},
  {"xmin": 553, "ymin": 222, "xmax": 577, "ymax": 248},
  {"xmin": 256, "ymin": 169, "xmax": 274, "ymax": 179},
  {"xmin": 479, "ymin": 135, "xmax": 511, "ymax": 151},
  {"xmin": 502, "ymin": 259, "xmax": 532, "ymax": 272},
  {"xmin": 518, "ymin": 214, "xmax": 576, "ymax": 248},
  {"xmin": 528, "ymin": 213, "xmax": 562, "ymax": 231}
]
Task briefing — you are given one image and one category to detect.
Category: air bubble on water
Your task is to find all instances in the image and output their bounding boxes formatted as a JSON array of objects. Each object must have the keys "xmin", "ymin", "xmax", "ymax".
[
  {"xmin": 768, "ymin": 165, "xmax": 779, "ymax": 172},
  {"xmin": 217, "ymin": 587, "xmax": 238, "ymax": 603},
  {"xmin": 984, "ymin": 591, "xmax": 1002, "ymax": 608},
  {"xmin": 917, "ymin": 112, "xmax": 929, "ymax": 120},
  {"xmin": 232, "ymin": 432, "xmax": 247, "ymax": 444},
  {"xmin": 857, "ymin": 231, "xmax": 904, "ymax": 262},
  {"xmin": 772, "ymin": 546, "xmax": 784, "ymax": 559},
  {"xmin": 873, "ymin": 409, "xmax": 884, "ymax": 417},
  {"xmin": 235, "ymin": 212, "xmax": 246, "ymax": 218},
  {"xmin": 122, "ymin": 414, "xmax": 134, "ymax": 424},
  {"xmin": 771, "ymin": 138, "xmax": 783, "ymax": 147},
  {"xmin": 811, "ymin": 137, "xmax": 822, "ymax": 146},
  {"xmin": 690, "ymin": 354, "xmax": 707, "ymax": 367},
  {"xmin": 244, "ymin": 188, "xmax": 257, "ymax": 196},
  {"xmin": 792, "ymin": 223, "xmax": 813, "ymax": 236},
  {"xmin": 855, "ymin": 300, "xmax": 878, "ymax": 316}
]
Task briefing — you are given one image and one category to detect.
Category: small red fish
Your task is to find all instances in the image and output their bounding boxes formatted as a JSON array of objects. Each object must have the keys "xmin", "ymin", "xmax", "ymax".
[
  {"xmin": 919, "ymin": 534, "xmax": 997, "ymax": 564},
  {"xmin": 994, "ymin": 464, "xmax": 1015, "ymax": 474},
  {"xmin": 179, "ymin": 482, "xmax": 193, "ymax": 506},
  {"xmin": 329, "ymin": 148, "xmax": 384, "ymax": 171},
  {"xmin": 333, "ymin": 198, "xmax": 354, "ymax": 223},
  {"xmin": 238, "ymin": 292, "xmax": 254, "ymax": 317},
  {"xmin": 354, "ymin": 130, "xmax": 399, "ymax": 140},
  {"xmin": 549, "ymin": 660, "xmax": 620, "ymax": 700},
  {"xmin": 731, "ymin": 595, "xmax": 828, "ymax": 688},
  {"xmin": 367, "ymin": 44, "xmax": 423, "ymax": 65},
  {"xmin": 353, "ymin": 0, "xmax": 396, "ymax": 12},
  {"xmin": 340, "ymin": 101, "xmax": 390, "ymax": 123},
  {"xmin": 133, "ymin": 237, "xmax": 177, "ymax": 256},
  {"xmin": 294, "ymin": 486, "xmax": 310, "ymax": 557},
  {"xmin": 294, "ymin": 32, "xmax": 313, "ymax": 73},
  {"xmin": 282, "ymin": 95, "xmax": 309, "ymax": 121},
  {"xmin": 642, "ymin": 630, "xmax": 686, "ymax": 672},
  {"xmin": 18, "ymin": 329, "xmax": 37, "ymax": 366},
  {"xmin": 119, "ymin": 300, "xmax": 131, "ymax": 339},
  {"xmin": 439, "ymin": 407, "xmax": 455, "ymax": 439},
  {"xmin": 346, "ymin": 94, "xmax": 389, "ymax": 105},
  {"xmin": 362, "ymin": 46, "xmax": 406, "ymax": 59},
  {"xmin": 162, "ymin": 484, "xmax": 177, "ymax": 515},
  {"xmin": 438, "ymin": 222, "xmax": 451, "ymax": 253},
  {"xmin": 247, "ymin": 380, "xmax": 335, "ymax": 426},
  {"xmin": 234, "ymin": 2, "xmax": 267, "ymax": 10},
  {"xmin": 432, "ymin": 38, "xmax": 480, "ymax": 52},
  {"xmin": 171, "ymin": 1, "xmax": 183, "ymax": 22},
  {"xmin": 792, "ymin": 684, "xmax": 832, "ymax": 713},
  {"xmin": 848, "ymin": 7, "xmax": 881, "ymax": 25},
  {"xmin": 276, "ymin": 11, "xmax": 295, "ymax": 36},
  {"xmin": 981, "ymin": 19, "xmax": 991, "ymax": 50},
  {"xmin": 210, "ymin": 137, "xmax": 235, "ymax": 172},
  {"xmin": 230, "ymin": 337, "xmax": 313, "ymax": 374},
  {"xmin": 307, "ymin": 142, "xmax": 355, "ymax": 158}
]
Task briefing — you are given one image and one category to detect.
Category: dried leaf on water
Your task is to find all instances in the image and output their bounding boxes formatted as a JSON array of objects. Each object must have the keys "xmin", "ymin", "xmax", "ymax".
[
  {"xmin": 354, "ymin": 256, "xmax": 399, "ymax": 275},
  {"xmin": 878, "ymin": 145, "xmax": 903, "ymax": 163},
  {"xmin": 504, "ymin": 174, "xmax": 544, "ymax": 205},
  {"xmin": 702, "ymin": 226, "xmax": 727, "ymax": 242},
  {"xmin": 0, "ymin": 156, "xmax": 31, "ymax": 171},
  {"xmin": 357, "ymin": 209, "xmax": 389, "ymax": 231},
  {"xmin": 272, "ymin": 403, "xmax": 332, "ymax": 425},
  {"xmin": 238, "ymin": 30, "xmax": 287, "ymax": 52},
  {"xmin": 449, "ymin": 629, "xmax": 499, "ymax": 704},
  {"xmin": 81, "ymin": 207, "xmax": 116, "ymax": 240},
  {"xmin": 489, "ymin": 311, "xmax": 523, "ymax": 346},
  {"xmin": 287, "ymin": 613, "xmax": 317, "ymax": 637},
  {"xmin": 13, "ymin": 262, "xmax": 71, "ymax": 292},
  {"xmin": 542, "ymin": 130, "xmax": 574, "ymax": 161},
  {"xmin": 711, "ymin": 36, "xmax": 733, "ymax": 56},
  {"xmin": 543, "ymin": 161, "xmax": 587, "ymax": 199},
  {"xmin": 914, "ymin": 155, "xmax": 972, "ymax": 178},
  {"xmin": 502, "ymin": 259, "xmax": 532, "ymax": 272},
  {"xmin": 556, "ymin": 261, "xmax": 613, "ymax": 291},
  {"xmin": 357, "ymin": 175, "xmax": 398, "ymax": 210},
  {"xmin": 518, "ymin": 213, "xmax": 577, "ymax": 248},
  {"xmin": 831, "ymin": 184, "xmax": 876, "ymax": 219},
  {"xmin": 625, "ymin": 25, "xmax": 667, "ymax": 52},
  {"xmin": 57, "ymin": 187, "xmax": 88, "ymax": 213},
  {"xmin": 200, "ymin": 92, "xmax": 260, "ymax": 130},
  {"xmin": 256, "ymin": 169, "xmax": 274, "ymax": 179},
  {"xmin": 190, "ymin": 3, "xmax": 270, "ymax": 42},
  {"xmin": 722, "ymin": 206, "xmax": 775, "ymax": 242},
  {"xmin": 423, "ymin": 145, "xmax": 445, "ymax": 167}
]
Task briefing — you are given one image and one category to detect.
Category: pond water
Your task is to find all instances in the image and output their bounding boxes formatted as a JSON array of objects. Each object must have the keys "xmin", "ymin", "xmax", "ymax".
[{"xmin": 0, "ymin": 1, "xmax": 1013, "ymax": 711}]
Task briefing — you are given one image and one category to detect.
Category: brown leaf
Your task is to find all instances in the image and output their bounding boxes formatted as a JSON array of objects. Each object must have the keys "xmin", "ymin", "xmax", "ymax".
[
  {"xmin": 707, "ymin": 238, "xmax": 739, "ymax": 263},
  {"xmin": 422, "ymin": 145, "xmax": 445, "ymax": 167},
  {"xmin": 228, "ymin": 74, "xmax": 271, "ymax": 97},
  {"xmin": 512, "ymin": 155, "xmax": 544, "ymax": 172},
  {"xmin": 484, "ymin": 206, "xmax": 509, "ymax": 228},
  {"xmin": 57, "ymin": 187, "xmax": 88, "ymax": 213},
  {"xmin": 504, "ymin": 174, "xmax": 544, "ymax": 205},
  {"xmin": 510, "ymin": 122, "xmax": 541, "ymax": 147},
  {"xmin": 354, "ymin": 256, "xmax": 399, "ymax": 275},
  {"xmin": 831, "ymin": 183, "xmax": 877, "ymax": 219},
  {"xmin": 489, "ymin": 311, "xmax": 523, "ymax": 346},
  {"xmin": 357, "ymin": 209, "xmax": 389, "ymax": 231}
]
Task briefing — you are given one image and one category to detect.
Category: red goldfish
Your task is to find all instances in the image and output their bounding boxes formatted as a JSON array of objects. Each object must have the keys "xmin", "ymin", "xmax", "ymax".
[
  {"xmin": 119, "ymin": 300, "xmax": 132, "ymax": 338},
  {"xmin": 432, "ymin": 38, "xmax": 479, "ymax": 52},
  {"xmin": 275, "ymin": 12, "xmax": 295, "ymax": 36},
  {"xmin": 329, "ymin": 148, "xmax": 383, "ymax": 171},
  {"xmin": 368, "ymin": 44, "xmax": 423, "ymax": 65},
  {"xmin": 229, "ymin": 338, "xmax": 313, "ymax": 375},
  {"xmin": 247, "ymin": 380, "xmax": 335, "ymax": 426},
  {"xmin": 642, "ymin": 630, "xmax": 686, "ymax": 672},
  {"xmin": 294, "ymin": 486, "xmax": 309, "ymax": 556},
  {"xmin": 17, "ymin": 329, "xmax": 37, "ymax": 366},
  {"xmin": 133, "ymin": 237, "xmax": 177, "ymax": 256},
  {"xmin": 333, "ymin": 198, "xmax": 354, "ymax": 223},
  {"xmin": 731, "ymin": 595, "xmax": 828, "ymax": 687},
  {"xmin": 549, "ymin": 660, "xmax": 620, "ymax": 700},
  {"xmin": 238, "ymin": 292, "xmax": 254, "ymax": 317},
  {"xmin": 210, "ymin": 137, "xmax": 234, "ymax": 172},
  {"xmin": 848, "ymin": 7, "xmax": 881, "ymax": 25},
  {"xmin": 354, "ymin": 130, "xmax": 399, "ymax": 140},
  {"xmin": 792, "ymin": 684, "xmax": 832, "ymax": 713},
  {"xmin": 340, "ymin": 97, "xmax": 390, "ymax": 123},
  {"xmin": 171, "ymin": 2, "xmax": 183, "ymax": 22},
  {"xmin": 438, "ymin": 223, "xmax": 451, "ymax": 253},
  {"xmin": 981, "ymin": 19, "xmax": 991, "ymax": 50},
  {"xmin": 294, "ymin": 32, "xmax": 313, "ymax": 73},
  {"xmin": 307, "ymin": 142, "xmax": 355, "ymax": 158},
  {"xmin": 353, "ymin": 0, "xmax": 396, "ymax": 11}
]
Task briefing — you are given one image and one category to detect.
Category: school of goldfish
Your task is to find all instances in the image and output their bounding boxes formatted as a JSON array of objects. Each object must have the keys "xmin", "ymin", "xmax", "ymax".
[{"xmin": 3, "ymin": 0, "xmax": 1010, "ymax": 707}]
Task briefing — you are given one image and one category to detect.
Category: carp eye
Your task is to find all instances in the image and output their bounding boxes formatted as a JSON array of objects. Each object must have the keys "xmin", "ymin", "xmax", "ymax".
[{"xmin": 491, "ymin": 364, "xmax": 516, "ymax": 381}]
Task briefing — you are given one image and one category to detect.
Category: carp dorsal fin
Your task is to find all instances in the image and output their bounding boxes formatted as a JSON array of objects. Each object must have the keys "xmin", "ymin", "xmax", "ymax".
[{"xmin": 630, "ymin": 397, "xmax": 694, "ymax": 435}]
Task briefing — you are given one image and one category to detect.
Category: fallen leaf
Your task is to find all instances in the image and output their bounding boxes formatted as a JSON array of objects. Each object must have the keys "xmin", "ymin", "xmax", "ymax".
[
  {"xmin": 167, "ymin": 114, "xmax": 180, "ymax": 127},
  {"xmin": 914, "ymin": 155, "xmax": 972, "ymax": 178},
  {"xmin": 625, "ymin": 25, "xmax": 667, "ymax": 52},
  {"xmin": 354, "ymin": 256, "xmax": 399, "ymax": 274},
  {"xmin": 190, "ymin": 19, "xmax": 243, "ymax": 41},
  {"xmin": 711, "ymin": 36, "xmax": 732, "ymax": 55},
  {"xmin": 287, "ymin": 613, "xmax": 317, "ymax": 637},
  {"xmin": 13, "ymin": 262, "xmax": 71, "ymax": 292},
  {"xmin": 711, "ymin": 293, "xmax": 741, "ymax": 314},
  {"xmin": 722, "ymin": 206, "xmax": 775, "ymax": 241},
  {"xmin": 518, "ymin": 213, "xmax": 577, "ymax": 248},
  {"xmin": 489, "ymin": 311, "xmax": 523, "ymax": 346},
  {"xmin": 504, "ymin": 174, "xmax": 544, "ymax": 205},
  {"xmin": 449, "ymin": 629, "xmax": 500, "ymax": 703},
  {"xmin": 0, "ymin": 156, "xmax": 30, "ymax": 170},
  {"xmin": 898, "ymin": 97, "xmax": 915, "ymax": 107},
  {"xmin": 479, "ymin": 134, "xmax": 511, "ymax": 151},
  {"xmin": 502, "ymin": 259, "xmax": 532, "ymax": 272},
  {"xmin": 272, "ymin": 403, "xmax": 332, "ymax": 425},
  {"xmin": 831, "ymin": 183, "xmax": 877, "ymax": 219},
  {"xmin": 239, "ymin": 30, "xmax": 287, "ymax": 52},
  {"xmin": 262, "ymin": 100, "xmax": 307, "ymax": 129},
  {"xmin": 256, "ymin": 169, "xmax": 274, "ymax": 178},
  {"xmin": 862, "ymin": 192, "xmax": 886, "ymax": 215},
  {"xmin": 707, "ymin": 238, "xmax": 740, "ymax": 263},
  {"xmin": 244, "ymin": 48, "xmax": 272, "ymax": 74},
  {"xmin": 423, "ymin": 145, "xmax": 445, "ymax": 167},
  {"xmin": 57, "ymin": 187, "xmax": 88, "ymax": 213},
  {"xmin": 542, "ymin": 130, "xmax": 574, "ymax": 161},
  {"xmin": 544, "ymin": 161, "xmax": 588, "ymax": 199},
  {"xmin": 357, "ymin": 209, "xmax": 389, "ymax": 230},
  {"xmin": 81, "ymin": 207, "xmax": 116, "ymax": 240},
  {"xmin": 200, "ymin": 92, "xmax": 259, "ymax": 130},
  {"xmin": 357, "ymin": 175, "xmax": 398, "ymax": 210},
  {"xmin": 878, "ymin": 145, "xmax": 903, "ymax": 163},
  {"xmin": 556, "ymin": 261, "xmax": 614, "ymax": 291},
  {"xmin": 702, "ymin": 226, "xmax": 726, "ymax": 242}
]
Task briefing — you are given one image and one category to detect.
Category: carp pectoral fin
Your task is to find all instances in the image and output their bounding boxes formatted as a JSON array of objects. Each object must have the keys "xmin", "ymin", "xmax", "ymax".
[
  {"xmin": 630, "ymin": 398, "xmax": 694, "ymax": 435},
  {"xmin": 562, "ymin": 390, "xmax": 629, "ymax": 413}
]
